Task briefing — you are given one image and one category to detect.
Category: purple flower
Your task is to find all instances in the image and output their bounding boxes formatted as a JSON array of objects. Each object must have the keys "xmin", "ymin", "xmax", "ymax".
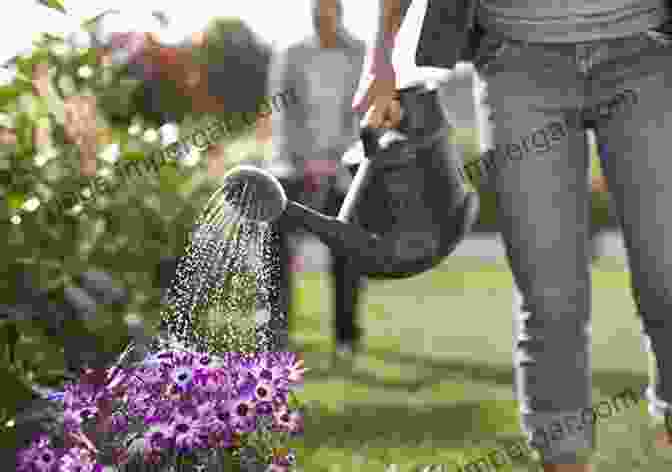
[
  {"xmin": 110, "ymin": 412, "xmax": 130, "ymax": 433},
  {"xmin": 272, "ymin": 405, "xmax": 303, "ymax": 435},
  {"xmin": 255, "ymin": 401, "xmax": 274, "ymax": 416},
  {"xmin": 273, "ymin": 352, "xmax": 307, "ymax": 384},
  {"xmin": 197, "ymin": 400, "xmax": 235, "ymax": 447},
  {"xmin": 163, "ymin": 411, "xmax": 206, "ymax": 452},
  {"xmin": 144, "ymin": 428, "xmax": 173, "ymax": 452},
  {"xmin": 58, "ymin": 447, "xmax": 100, "ymax": 472},
  {"xmin": 170, "ymin": 365, "xmax": 195, "ymax": 391},
  {"xmin": 18, "ymin": 347, "xmax": 305, "ymax": 471},
  {"xmin": 193, "ymin": 366, "xmax": 232, "ymax": 396},
  {"xmin": 132, "ymin": 363, "xmax": 165, "ymax": 387},
  {"xmin": 228, "ymin": 391, "xmax": 257, "ymax": 434},
  {"xmin": 17, "ymin": 435, "xmax": 60, "ymax": 472}
]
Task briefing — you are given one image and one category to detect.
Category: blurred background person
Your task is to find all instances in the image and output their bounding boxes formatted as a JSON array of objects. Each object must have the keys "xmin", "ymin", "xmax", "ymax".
[{"xmin": 266, "ymin": 0, "xmax": 366, "ymax": 360}]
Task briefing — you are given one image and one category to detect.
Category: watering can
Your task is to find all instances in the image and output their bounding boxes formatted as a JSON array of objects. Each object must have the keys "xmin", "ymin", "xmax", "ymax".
[{"xmin": 220, "ymin": 80, "xmax": 479, "ymax": 279}]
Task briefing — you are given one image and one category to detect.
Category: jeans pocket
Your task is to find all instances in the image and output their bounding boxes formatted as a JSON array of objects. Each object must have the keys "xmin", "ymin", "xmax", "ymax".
[{"xmin": 472, "ymin": 34, "xmax": 514, "ymax": 74}]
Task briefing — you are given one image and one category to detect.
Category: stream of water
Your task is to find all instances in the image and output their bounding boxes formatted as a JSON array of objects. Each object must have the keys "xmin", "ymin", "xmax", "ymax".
[{"xmin": 154, "ymin": 176, "xmax": 287, "ymax": 356}]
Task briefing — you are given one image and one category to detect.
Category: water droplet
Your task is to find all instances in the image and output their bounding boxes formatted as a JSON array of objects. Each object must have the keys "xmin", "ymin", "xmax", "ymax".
[{"xmin": 156, "ymin": 177, "xmax": 287, "ymax": 355}]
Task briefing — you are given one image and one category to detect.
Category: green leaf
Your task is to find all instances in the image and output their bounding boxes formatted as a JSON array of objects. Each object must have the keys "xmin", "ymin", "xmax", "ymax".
[
  {"xmin": 37, "ymin": 0, "xmax": 67, "ymax": 14},
  {"xmin": 5, "ymin": 192, "xmax": 25, "ymax": 210},
  {"xmin": 0, "ymin": 86, "xmax": 21, "ymax": 109},
  {"xmin": 42, "ymin": 33, "xmax": 65, "ymax": 43}
]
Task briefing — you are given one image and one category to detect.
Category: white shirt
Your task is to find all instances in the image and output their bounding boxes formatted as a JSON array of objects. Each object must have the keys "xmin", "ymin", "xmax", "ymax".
[{"xmin": 304, "ymin": 49, "xmax": 352, "ymax": 152}]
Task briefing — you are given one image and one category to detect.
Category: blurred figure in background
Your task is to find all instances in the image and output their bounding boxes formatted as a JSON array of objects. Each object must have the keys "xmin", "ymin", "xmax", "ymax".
[
  {"xmin": 588, "ymin": 129, "xmax": 617, "ymax": 264},
  {"xmin": 267, "ymin": 0, "xmax": 366, "ymax": 359}
]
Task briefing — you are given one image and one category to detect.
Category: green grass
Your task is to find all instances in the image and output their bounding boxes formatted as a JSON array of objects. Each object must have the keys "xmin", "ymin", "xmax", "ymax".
[{"xmin": 286, "ymin": 258, "xmax": 672, "ymax": 472}]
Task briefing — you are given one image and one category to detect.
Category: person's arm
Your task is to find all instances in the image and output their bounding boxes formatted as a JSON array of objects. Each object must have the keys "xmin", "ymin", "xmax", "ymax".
[
  {"xmin": 268, "ymin": 48, "xmax": 294, "ymax": 161},
  {"xmin": 370, "ymin": 0, "xmax": 405, "ymax": 82},
  {"xmin": 352, "ymin": 0, "xmax": 411, "ymax": 127}
]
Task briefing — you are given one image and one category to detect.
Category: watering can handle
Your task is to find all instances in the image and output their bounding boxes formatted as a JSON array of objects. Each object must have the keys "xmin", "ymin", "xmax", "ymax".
[
  {"xmin": 336, "ymin": 126, "xmax": 382, "ymax": 223},
  {"xmin": 360, "ymin": 126, "xmax": 385, "ymax": 158}
]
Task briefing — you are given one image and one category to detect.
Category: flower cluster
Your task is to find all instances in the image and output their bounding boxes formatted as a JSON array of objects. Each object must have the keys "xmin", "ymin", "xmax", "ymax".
[{"xmin": 17, "ymin": 348, "xmax": 307, "ymax": 471}]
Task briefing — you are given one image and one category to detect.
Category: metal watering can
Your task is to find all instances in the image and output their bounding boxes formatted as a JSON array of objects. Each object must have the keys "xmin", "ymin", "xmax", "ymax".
[{"xmin": 220, "ymin": 80, "xmax": 479, "ymax": 279}]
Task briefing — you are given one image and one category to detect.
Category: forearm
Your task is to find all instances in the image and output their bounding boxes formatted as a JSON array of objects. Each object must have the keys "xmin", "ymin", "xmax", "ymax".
[
  {"xmin": 371, "ymin": 0, "xmax": 406, "ymax": 77},
  {"xmin": 378, "ymin": 0, "xmax": 404, "ymax": 43}
]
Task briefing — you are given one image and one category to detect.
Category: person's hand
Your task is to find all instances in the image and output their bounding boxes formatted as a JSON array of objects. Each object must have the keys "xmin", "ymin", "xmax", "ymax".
[
  {"xmin": 352, "ymin": 42, "xmax": 401, "ymax": 130},
  {"xmin": 355, "ymin": 75, "xmax": 401, "ymax": 129}
]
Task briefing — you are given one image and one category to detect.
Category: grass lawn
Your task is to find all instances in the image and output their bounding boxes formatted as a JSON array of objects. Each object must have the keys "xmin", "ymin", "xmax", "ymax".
[{"xmin": 286, "ymin": 257, "xmax": 672, "ymax": 471}]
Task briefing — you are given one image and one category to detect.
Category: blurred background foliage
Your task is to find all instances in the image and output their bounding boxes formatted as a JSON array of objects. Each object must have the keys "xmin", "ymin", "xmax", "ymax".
[{"xmin": 0, "ymin": 2, "xmax": 273, "ymax": 460}]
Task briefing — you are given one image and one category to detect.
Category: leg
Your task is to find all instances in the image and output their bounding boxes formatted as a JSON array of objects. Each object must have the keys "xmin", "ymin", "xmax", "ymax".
[
  {"xmin": 274, "ymin": 177, "xmax": 304, "ymax": 340},
  {"xmin": 475, "ymin": 35, "xmax": 595, "ymax": 470},
  {"xmin": 323, "ymin": 181, "xmax": 364, "ymax": 351},
  {"xmin": 590, "ymin": 30, "xmax": 672, "ymax": 438}
]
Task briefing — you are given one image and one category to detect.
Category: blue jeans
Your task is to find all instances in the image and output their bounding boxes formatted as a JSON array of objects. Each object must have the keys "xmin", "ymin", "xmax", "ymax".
[{"xmin": 473, "ymin": 28, "xmax": 672, "ymax": 463}]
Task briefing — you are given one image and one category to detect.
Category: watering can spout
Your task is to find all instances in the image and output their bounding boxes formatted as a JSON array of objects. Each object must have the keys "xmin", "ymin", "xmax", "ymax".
[
  {"xmin": 215, "ymin": 165, "xmax": 384, "ymax": 264},
  {"xmin": 219, "ymin": 80, "xmax": 479, "ymax": 279},
  {"xmin": 282, "ymin": 200, "xmax": 382, "ymax": 264}
]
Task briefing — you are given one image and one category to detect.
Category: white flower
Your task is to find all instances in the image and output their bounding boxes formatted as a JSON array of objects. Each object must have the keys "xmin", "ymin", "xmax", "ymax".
[
  {"xmin": 80, "ymin": 188, "xmax": 92, "ymax": 199},
  {"xmin": 100, "ymin": 143, "xmax": 120, "ymax": 163},
  {"xmin": 10, "ymin": 215, "xmax": 21, "ymax": 225},
  {"xmin": 97, "ymin": 167, "xmax": 113, "ymax": 178},
  {"xmin": 181, "ymin": 146, "xmax": 200, "ymax": 167},
  {"xmin": 22, "ymin": 197, "xmax": 40, "ymax": 212},
  {"xmin": 34, "ymin": 154, "xmax": 48, "ymax": 167},
  {"xmin": 159, "ymin": 123, "xmax": 179, "ymax": 145},
  {"xmin": 142, "ymin": 128, "xmax": 159, "ymax": 143},
  {"xmin": 77, "ymin": 65, "xmax": 93, "ymax": 79},
  {"xmin": 0, "ymin": 113, "xmax": 12, "ymax": 128},
  {"xmin": 128, "ymin": 123, "xmax": 142, "ymax": 136}
]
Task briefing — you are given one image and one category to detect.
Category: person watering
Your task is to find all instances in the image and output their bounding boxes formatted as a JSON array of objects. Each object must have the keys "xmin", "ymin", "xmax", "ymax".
[{"xmin": 354, "ymin": 0, "xmax": 672, "ymax": 471}]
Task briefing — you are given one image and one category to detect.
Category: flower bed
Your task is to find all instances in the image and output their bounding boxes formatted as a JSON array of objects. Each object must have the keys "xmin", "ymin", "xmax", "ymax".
[{"xmin": 16, "ymin": 343, "xmax": 306, "ymax": 472}]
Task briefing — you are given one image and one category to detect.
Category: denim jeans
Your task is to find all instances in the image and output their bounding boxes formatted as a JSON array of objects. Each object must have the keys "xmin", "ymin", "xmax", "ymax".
[{"xmin": 473, "ymin": 28, "xmax": 672, "ymax": 463}]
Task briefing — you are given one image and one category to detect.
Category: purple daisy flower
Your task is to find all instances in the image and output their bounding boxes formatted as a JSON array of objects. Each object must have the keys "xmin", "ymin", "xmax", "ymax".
[
  {"xmin": 228, "ymin": 391, "xmax": 258, "ymax": 434},
  {"xmin": 194, "ymin": 366, "xmax": 232, "ymax": 397},
  {"xmin": 253, "ymin": 380, "xmax": 276, "ymax": 403},
  {"xmin": 197, "ymin": 400, "xmax": 235, "ymax": 447},
  {"xmin": 17, "ymin": 435, "xmax": 60, "ymax": 472},
  {"xmin": 144, "ymin": 427, "xmax": 173, "ymax": 453},
  {"xmin": 132, "ymin": 363, "xmax": 166, "ymax": 387},
  {"xmin": 272, "ymin": 405, "xmax": 303, "ymax": 434},
  {"xmin": 255, "ymin": 401, "xmax": 274, "ymax": 416},
  {"xmin": 164, "ymin": 411, "xmax": 206, "ymax": 452},
  {"xmin": 273, "ymin": 352, "xmax": 307, "ymax": 384},
  {"xmin": 170, "ymin": 365, "xmax": 196, "ymax": 391},
  {"xmin": 110, "ymin": 412, "xmax": 130, "ymax": 434},
  {"xmin": 58, "ymin": 447, "xmax": 101, "ymax": 472}
]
